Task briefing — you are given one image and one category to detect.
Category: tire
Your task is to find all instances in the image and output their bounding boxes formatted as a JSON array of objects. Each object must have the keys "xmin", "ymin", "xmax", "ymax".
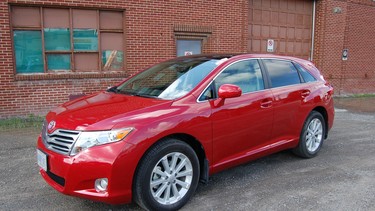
[
  {"xmin": 133, "ymin": 138, "xmax": 200, "ymax": 211},
  {"xmin": 293, "ymin": 111, "xmax": 326, "ymax": 158}
]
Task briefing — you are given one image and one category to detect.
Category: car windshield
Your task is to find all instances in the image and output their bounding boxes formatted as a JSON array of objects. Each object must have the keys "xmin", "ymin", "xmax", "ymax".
[{"xmin": 115, "ymin": 57, "xmax": 225, "ymax": 100}]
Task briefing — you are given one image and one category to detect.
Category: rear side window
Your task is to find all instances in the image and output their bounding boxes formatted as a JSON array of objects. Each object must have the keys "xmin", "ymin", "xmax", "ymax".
[
  {"xmin": 294, "ymin": 63, "xmax": 317, "ymax": 82},
  {"xmin": 263, "ymin": 59, "xmax": 301, "ymax": 88}
]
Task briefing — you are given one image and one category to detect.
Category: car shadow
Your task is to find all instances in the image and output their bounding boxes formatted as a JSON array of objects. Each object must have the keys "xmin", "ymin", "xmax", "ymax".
[{"xmin": 79, "ymin": 150, "xmax": 302, "ymax": 210}]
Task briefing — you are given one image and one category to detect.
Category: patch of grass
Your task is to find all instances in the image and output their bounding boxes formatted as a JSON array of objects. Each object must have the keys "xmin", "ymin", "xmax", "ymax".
[
  {"xmin": 351, "ymin": 93, "xmax": 375, "ymax": 98},
  {"xmin": 0, "ymin": 114, "xmax": 44, "ymax": 129},
  {"xmin": 334, "ymin": 93, "xmax": 375, "ymax": 98}
]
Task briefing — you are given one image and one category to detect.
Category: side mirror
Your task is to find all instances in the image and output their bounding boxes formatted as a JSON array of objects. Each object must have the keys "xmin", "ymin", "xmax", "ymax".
[{"xmin": 218, "ymin": 84, "xmax": 242, "ymax": 99}]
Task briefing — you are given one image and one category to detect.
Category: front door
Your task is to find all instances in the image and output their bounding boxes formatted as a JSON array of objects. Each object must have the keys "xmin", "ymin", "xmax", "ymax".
[{"xmin": 210, "ymin": 59, "xmax": 274, "ymax": 170}]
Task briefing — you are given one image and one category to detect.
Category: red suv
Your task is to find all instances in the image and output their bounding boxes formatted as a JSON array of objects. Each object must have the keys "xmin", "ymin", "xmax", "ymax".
[{"xmin": 37, "ymin": 54, "xmax": 334, "ymax": 210}]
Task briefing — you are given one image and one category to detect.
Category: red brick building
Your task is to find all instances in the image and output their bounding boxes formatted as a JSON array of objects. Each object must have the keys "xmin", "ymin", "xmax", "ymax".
[{"xmin": 0, "ymin": 0, "xmax": 374, "ymax": 118}]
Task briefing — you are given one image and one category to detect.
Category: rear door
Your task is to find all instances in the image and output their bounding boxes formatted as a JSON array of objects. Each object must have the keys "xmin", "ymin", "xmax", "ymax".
[{"xmin": 261, "ymin": 59, "xmax": 313, "ymax": 142}]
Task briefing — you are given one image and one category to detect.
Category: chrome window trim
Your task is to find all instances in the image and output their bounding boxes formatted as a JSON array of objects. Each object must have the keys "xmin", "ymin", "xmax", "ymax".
[{"xmin": 196, "ymin": 57, "xmax": 321, "ymax": 103}]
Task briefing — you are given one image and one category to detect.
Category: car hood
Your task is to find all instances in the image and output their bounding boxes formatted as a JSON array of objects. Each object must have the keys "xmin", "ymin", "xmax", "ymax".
[{"xmin": 46, "ymin": 91, "xmax": 172, "ymax": 131}]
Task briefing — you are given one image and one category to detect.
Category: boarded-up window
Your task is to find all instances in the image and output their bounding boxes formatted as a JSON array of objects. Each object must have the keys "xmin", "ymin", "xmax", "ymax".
[
  {"xmin": 44, "ymin": 8, "xmax": 69, "ymax": 28},
  {"xmin": 101, "ymin": 33, "xmax": 123, "ymax": 70},
  {"xmin": 74, "ymin": 54, "xmax": 99, "ymax": 71},
  {"xmin": 11, "ymin": 6, "xmax": 124, "ymax": 73},
  {"xmin": 12, "ymin": 7, "xmax": 41, "ymax": 27},
  {"xmin": 100, "ymin": 11, "xmax": 123, "ymax": 30},
  {"xmin": 99, "ymin": 11, "xmax": 124, "ymax": 71}
]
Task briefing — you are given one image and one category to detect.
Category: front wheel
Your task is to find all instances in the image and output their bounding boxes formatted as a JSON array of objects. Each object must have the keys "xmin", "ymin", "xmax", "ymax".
[
  {"xmin": 293, "ymin": 111, "xmax": 326, "ymax": 158},
  {"xmin": 133, "ymin": 138, "xmax": 200, "ymax": 211}
]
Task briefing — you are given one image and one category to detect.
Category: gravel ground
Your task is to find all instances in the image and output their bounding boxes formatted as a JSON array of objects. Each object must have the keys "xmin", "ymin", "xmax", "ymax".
[{"xmin": 0, "ymin": 102, "xmax": 374, "ymax": 210}]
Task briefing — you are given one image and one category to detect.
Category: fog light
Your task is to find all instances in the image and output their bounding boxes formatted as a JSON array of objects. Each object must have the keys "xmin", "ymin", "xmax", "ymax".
[{"xmin": 95, "ymin": 178, "xmax": 108, "ymax": 192}]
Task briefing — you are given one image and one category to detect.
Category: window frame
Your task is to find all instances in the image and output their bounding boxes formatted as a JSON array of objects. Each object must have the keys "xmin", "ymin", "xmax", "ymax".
[
  {"xmin": 173, "ymin": 25, "xmax": 212, "ymax": 57},
  {"xmin": 10, "ymin": 5, "xmax": 126, "ymax": 76}
]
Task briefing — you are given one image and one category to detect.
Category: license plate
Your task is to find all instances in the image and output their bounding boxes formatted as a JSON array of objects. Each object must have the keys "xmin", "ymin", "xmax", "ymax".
[{"xmin": 37, "ymin": 149, "xmax": 48, "ymax": 171}]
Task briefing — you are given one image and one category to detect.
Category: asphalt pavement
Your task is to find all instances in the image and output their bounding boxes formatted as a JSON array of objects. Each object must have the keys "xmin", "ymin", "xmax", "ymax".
[{"xmin": 1, "ymin": 98, "xmax": 374, "ymax": 210}]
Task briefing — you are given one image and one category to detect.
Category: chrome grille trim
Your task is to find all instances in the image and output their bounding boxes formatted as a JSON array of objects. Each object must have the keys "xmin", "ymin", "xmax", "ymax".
[{"xmin": 42, "ymin": 122, "xmax": 80, "ymax": 155}]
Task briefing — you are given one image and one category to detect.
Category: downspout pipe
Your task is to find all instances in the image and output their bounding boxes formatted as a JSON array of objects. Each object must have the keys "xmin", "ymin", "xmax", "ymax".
[{"xmin": 310, "ymin": 0, "xmax": 316, "ymax": 61}]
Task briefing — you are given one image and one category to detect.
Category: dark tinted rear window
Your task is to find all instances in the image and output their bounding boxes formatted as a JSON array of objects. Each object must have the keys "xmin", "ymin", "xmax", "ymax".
[
  {"xmin": 294, "ymin": 63, "xmax": 317, "ymax": 82},
  {"xmin": 263, "ymin": 59, "xmax": 301, "ymax": 88}
]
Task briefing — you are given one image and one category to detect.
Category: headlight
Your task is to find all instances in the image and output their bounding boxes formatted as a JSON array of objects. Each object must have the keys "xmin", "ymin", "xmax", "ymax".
[{"xmin": 70, "ymin": 128, "xmax": 133, "ymax": 156}]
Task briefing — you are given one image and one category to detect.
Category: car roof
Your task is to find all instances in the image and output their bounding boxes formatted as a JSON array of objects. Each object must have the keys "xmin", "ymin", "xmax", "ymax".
[
  {"xmin": 175, "ymin": 53, "xmax": 319, "ymax": 77},
  {"xmin": 174, "ymin": 53, "xmax": 311, "ymax": 63}
]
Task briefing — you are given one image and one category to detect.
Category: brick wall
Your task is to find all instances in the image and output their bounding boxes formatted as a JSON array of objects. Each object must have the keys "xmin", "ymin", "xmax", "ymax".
[
  {"xmin": 1, "ymin": 0, "xmax": 374, "ymax": 118},
  {"xmin": 342, "ymin": 1, "xmax": 375, "ymax": 94},
  {"xmin": 0, "ymin": 0, "xmax": 248, "ymax": 118},
  {"xmin": 314, "ymin": 0, "xmax": 375, "ymax": 95}
]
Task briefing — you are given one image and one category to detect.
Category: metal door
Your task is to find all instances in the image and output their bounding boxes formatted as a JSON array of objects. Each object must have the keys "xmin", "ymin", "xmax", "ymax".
[{"xmin": 248, "ymin": 0, "xmax": 314, "ymax": 59}]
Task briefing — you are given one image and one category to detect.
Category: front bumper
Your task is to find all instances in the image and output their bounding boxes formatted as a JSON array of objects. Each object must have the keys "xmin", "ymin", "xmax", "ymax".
[{"xmin": 37, "ymin": 134, "xmax": 136, "ymax": 204}]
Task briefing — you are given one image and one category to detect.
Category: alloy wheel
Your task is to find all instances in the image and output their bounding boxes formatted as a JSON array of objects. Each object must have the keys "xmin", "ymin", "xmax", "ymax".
[
  {"xmin": 305, "ymin": 118, "xmax": 323, "ymax": 153},
  {"xmin": 150, "ymin": 152, "xmax": 193, "ymax": 205}
]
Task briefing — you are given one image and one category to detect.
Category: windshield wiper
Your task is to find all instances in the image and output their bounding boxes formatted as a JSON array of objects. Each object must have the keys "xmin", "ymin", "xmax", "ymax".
[
  {"xmin": 132, "ymin": 93, "xmax": 159, "ymax": 99},
  {"xmin": 111, "ymin": 88, "xmax": 159, "ymax": 99},
  {"xmin": 114, "ymin": 89, "xmax": 158, "ymax": 98}
]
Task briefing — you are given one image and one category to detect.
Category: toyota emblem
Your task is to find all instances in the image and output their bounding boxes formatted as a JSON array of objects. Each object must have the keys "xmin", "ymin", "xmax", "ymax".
[{"xmin": 48, "ymin": 121, "xmax": 56, "ymax": 130}]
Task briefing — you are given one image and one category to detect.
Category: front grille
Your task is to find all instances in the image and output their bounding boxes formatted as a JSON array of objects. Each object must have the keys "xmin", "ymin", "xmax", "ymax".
[{"xmin": 42, "ymin": 122, "xmax": 80, "ymax": 155}]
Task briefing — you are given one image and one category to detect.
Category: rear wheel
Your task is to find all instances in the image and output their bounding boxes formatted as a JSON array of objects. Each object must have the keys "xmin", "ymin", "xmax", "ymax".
[
  {"xmin": 293, "ymin": 111, "xmax": 326, "ymax": 158},
  {"xmin": 133, "ymin": 138, "xmax": 200, "ymax": 211}
]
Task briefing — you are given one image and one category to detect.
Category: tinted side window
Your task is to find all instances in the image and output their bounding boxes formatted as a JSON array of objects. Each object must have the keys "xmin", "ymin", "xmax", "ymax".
[
  {"xmin": 294, "ymin": 63, "xmax": 317, "ymax": 82},
  {"xmin": 214, "ymin": 60, "xmax": 264, "ymax": 94},
  {"xmin": 263, "ymin": 59, "xmax": 301, "ymax": 88}
]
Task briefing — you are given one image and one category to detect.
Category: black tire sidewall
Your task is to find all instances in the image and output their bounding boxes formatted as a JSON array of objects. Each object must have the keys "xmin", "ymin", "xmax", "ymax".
[
  {"xmin": 298, "ymin": 111, "xmax": 326, "ymax": 158},
  {"xmin": 134, "ymin": 139, "xmax": 200, "ymax": 211}
]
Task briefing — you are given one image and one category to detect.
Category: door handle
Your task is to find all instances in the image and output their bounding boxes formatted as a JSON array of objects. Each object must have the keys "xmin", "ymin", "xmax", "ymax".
[
  {"xmin": 301, "ymin": 90, "xmax": 311, "ymax": 98},
  {"xmin": 260, "ymin": 99, "xmax": 272, "ymax": 108}
]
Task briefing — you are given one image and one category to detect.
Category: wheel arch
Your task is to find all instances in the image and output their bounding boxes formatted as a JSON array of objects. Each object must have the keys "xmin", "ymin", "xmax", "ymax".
[
  {"xmin": 168, "ymin": 133, "xmax": 209, "ymax": 183},
  {"xmin": 132, "ymin": 133, "xmax": 209, "ymax": 190},
  {"xmin": 312, "ymin": 106, "xmax": 329, "ymax": 139}
]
